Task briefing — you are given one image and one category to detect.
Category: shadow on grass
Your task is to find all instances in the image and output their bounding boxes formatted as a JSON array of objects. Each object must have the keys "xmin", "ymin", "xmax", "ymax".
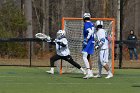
[{"xmin": 132, "ymin": 85, "xmax": 140, "ymax": 87}]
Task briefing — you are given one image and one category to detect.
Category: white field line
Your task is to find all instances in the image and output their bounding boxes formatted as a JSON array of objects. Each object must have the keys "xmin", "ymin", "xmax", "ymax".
[
  {"xmin": 117, "ymin": 77, "xmax": 140, "ymax": 78},
  {"xmin": 0, "ymin": 76, "xmax": 17, "ymax": 77},
  {"xmin": 48, "ymin": 82, "xmax": 140, "ymax": 85},
  {"xmin": 47, "ymin": 83, "xmax": 112, "ymax": 85},
  {"xmin": 132, "ymin": 83, "xmax": 140, "ymax": 84},
  {"xmin": 0, "ymin": 76, "xmax": 38, "ymax": 78},
  {"xmin": 0, "ymin": 83, "xmax": 33, "ymax": 85}
]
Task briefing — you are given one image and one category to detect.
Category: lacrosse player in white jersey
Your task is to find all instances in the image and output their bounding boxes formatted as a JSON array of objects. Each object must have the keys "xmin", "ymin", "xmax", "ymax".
[
  {"xmin": 82, "ymin": 13, "xmax": 95, "ymax": 79},
  {"xmin": 94, "ymin": 20, "xmax": 113, "ymax": 79},
  {"xmin": 46, "ymin": 30, "xmax": 86, "ymax": 75}
]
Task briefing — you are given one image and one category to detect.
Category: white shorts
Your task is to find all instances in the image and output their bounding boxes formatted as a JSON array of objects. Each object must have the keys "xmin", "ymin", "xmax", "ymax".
[{"xmin": 99, "ymin": 49, "xmax": 109, "ymax": 66}]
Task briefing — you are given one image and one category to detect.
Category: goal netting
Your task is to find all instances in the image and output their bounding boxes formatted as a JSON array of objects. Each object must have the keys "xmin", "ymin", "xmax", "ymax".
[{"xmin": 56, "ymin": 18, "xmax": 115, "ymax": 74}]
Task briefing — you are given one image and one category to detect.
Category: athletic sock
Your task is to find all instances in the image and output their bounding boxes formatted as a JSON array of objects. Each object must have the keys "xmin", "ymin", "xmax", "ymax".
[
  {"xmin": 107, "ymin": 70, "xmax": 112, "ymax": 75},
  {"xmin": 83, "ymin": 52, "xmax": 90, "ymax": 68},
  {"xmin": 80, "ymin": 68, "xmax": 86, "ymax": 74},
  {"xmin": 87, "ymin": 69, "xmax": 91, "ymax": 75},
  {"xmin": 50, "ymin": 67, "xmax": 54, "ymax": 72},
  {"xmin": 90, "ymin": 70, "xmax": 93, "ymax": 75}
]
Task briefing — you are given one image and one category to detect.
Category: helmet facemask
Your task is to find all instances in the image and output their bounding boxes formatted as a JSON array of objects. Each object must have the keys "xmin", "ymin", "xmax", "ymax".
[{"xmin": 57, "ymin": 30, "xmax": 66, "ymax": 39}]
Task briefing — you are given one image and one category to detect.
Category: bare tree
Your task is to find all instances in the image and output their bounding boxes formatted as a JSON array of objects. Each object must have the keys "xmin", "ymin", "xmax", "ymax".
[
  {"xmin": 24, "ymin": 0, "xmax": 32, "ymax": 38},
  {"xmin": 24, "ymin": 0, "xmax": 33, "ymax": 57}
]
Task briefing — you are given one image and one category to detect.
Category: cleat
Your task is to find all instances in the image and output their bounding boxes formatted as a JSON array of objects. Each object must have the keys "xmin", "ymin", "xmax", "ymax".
[
  {"xmin": 83, "ymin": 74, "xmax": 93, "ymax": 79},
  {"xmin": 46, "ymin": 70, "xmax": 54, "ymax": 74},
  {"xmin": 105, "ymin": 73, "xmax": 113, "ymax": 79}
]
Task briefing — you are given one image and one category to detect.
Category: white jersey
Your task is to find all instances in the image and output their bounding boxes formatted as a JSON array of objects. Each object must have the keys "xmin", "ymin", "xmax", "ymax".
[
  {"xmin": 55, "ymin": 38, "xmax": 70, "ymax": 56},
  {"xmin": 96, "ymin": 28, "xmax": 108, "ymax": 49}
]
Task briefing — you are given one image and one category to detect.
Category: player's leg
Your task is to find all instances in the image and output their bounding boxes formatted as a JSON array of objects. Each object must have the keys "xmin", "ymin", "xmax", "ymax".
[
  {"xmin": 100, "ymin": 49, "xmax": 113, "ymax": 79},
  {"xmin": 94, "ymin": 56, "xmax": 102, "ymax": 78},
  {"xmin": 46, "ymin": 54, "xmax": 61, "ymax": 74},
  {"xmin": 82, "ymin": 52, "xmax": 90, "ymax": 69},
  {"xmin": 87, "ymin": 54, "xmax": 92, "ymax": 70},
  {"xmin": 82, "ymin": 52, "xmax": 93, "ymax": 79},
  {"xmin": 62, "ymin": 55, "xmax": 86, "ymax": 75},
  {"xmin": 104, "ymin": 65, "xmax": 113, "ymax": 79},
  {"xmin": 87, "ymin": 54, "xmax": 94, "ymax": 76}
]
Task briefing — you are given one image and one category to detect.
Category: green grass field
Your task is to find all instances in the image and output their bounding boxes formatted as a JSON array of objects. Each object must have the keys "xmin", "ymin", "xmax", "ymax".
[{"xmin": 0, "ymin": 67, "xmax": 140, "ymax": 93}]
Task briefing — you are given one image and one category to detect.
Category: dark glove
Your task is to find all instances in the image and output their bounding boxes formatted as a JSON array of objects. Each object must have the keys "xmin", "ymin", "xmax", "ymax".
[
  {"xmin": 95, "ymin": 45, "xmax": 99, "ymax": 50},
  {"xmin": 56, "ymin": 40, "xmax": 66, "ymax": 47}
]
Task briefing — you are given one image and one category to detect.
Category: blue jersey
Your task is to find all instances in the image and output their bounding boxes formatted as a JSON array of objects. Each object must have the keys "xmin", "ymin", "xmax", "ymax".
[{"xmin": 82, "ymin": 21, "xmax": 95, "ymax": 54}]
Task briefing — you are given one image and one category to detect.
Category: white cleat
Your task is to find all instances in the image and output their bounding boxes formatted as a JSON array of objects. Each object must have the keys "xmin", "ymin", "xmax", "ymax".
[
  {"xmin": 83, "ymin": 74, "xmax": 93, "ymax": 79},
  {"xmin": 46, "ymin": 70, "xmax": 54, "ymax": 74},
  {"xmin": 105, "ymin": 74, "xmax": 113, "ymax": 79},
  {"xmin": 83, "ymin": 70, "xmax": 87, "ymax": 75},
  {"xmin": 93, "ymin": 74, "xmax": 102, "ymax": 78}
]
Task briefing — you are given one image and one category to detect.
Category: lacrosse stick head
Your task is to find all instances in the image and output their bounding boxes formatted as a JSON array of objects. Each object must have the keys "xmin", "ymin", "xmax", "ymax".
[{"xmin": 35, "ymin": 33, "xmax": 51, "ymax": 41}]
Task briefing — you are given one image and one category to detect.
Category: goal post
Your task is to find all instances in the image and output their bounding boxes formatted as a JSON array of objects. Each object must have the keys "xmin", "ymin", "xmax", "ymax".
[{"xmin": 59, "ymin": 17, "xmax": 115, "ymax": 75}]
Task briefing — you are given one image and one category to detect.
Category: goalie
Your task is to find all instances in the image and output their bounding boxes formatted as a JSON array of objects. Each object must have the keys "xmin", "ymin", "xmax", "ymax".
[
  {"xmin": 46, "ymin": 30, "xmax": 86, "ymax": 75},
  {"xmin": 94, "ymin": 20, "xmax": 113, "ymax": 79}
]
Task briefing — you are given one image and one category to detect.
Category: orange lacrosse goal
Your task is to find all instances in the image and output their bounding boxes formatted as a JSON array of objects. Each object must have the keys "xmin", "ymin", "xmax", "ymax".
[{"xmin": 57, "ymin": 17, "xmax": 115, "ymax": 75}]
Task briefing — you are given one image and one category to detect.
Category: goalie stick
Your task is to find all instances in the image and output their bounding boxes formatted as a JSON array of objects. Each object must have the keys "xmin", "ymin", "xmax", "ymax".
[{"xmin": 35, "ymin": 33, "xmax": 51, "ymax": 42}]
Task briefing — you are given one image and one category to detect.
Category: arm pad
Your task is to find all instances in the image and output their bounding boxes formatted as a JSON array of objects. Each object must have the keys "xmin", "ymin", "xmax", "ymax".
[
  {"xmin": 98, "ymin": 38, "xmax": 105, "ymax": 47},
  {"xmin": 87, "ymin": 27, "xmax": 94, "ymax": 40}
]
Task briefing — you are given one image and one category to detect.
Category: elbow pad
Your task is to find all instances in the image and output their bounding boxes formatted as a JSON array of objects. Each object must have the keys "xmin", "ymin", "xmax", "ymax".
[{"xmin": 98, "ymin": 38, "xmax": 105, "ymax": 47}]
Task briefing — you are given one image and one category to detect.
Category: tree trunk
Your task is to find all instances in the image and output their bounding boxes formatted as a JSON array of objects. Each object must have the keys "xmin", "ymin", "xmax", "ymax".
[
  {"xmin": 42, "ymin": 0, "xmax": 49, "ymax": 52},
  {"xmin": 82, "ymin": 0, "xmax": 85, "ymax": 17},
  {"xmin": 44, "ymin": 0, "xmax": 50, "ymax": 52},
  {"xmin": 24, "ymin": 0, "xmax": 33, "ymax": 58},
  {"xmin": 24, "ymin": 0, "xmax": 33, "ymax": 38}
]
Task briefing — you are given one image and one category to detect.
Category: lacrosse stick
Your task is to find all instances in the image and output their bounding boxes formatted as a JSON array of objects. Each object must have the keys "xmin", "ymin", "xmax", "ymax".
[{"xmin": 35, "ymin": 33, "xmax": 51, "ymax": 42}]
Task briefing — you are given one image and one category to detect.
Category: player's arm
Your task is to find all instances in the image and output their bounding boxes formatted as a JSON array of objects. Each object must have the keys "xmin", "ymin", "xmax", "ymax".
[
  {"xmin": 98, "ymin": 38, "xmax": 105, "ymax": 47},
  {"xmin": 56, "ymin": 38, "xmax": 67, "ymax": 47},
  {"xmin": 44, "ymin": 38, "xmax": 56, "ymax": 45},
  {"xmin": 83, "ymin": 27, "xmax": 95, "ymax": 46},
  {"xmin": 95, "ymin": 38, "xmax": 105, "ymax": 50},
  {"xmin": 83, "ymin": 27, "xmax": 94, "ymax": 45},
  {"xmin": 86, "ymin": 27, "xmax": 95, "ymax": 40},
  {"xmin": 95, "ymin": 32, "xmax": 105, "ymax": 49}
]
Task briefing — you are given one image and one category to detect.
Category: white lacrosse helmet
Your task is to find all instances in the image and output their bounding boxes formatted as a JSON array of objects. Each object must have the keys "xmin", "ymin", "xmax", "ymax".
[
  {"xmin": 95, "ymin": 20, "xmax": 103, "ymax": 26},
  {"xmin": 57, "ymin": 30, "xmax": 66, "ymax": 38},
  {"xmin": 83, "ymin": 13, "xmax": 91, "ymax": 19}
]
